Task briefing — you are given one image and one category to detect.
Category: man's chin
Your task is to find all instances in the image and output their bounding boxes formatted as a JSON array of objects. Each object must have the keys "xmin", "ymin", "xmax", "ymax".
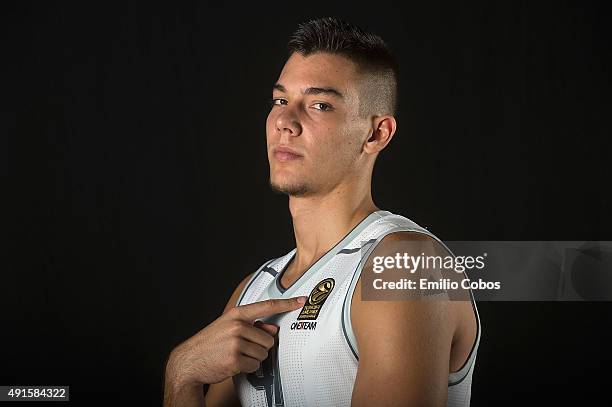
[{"xmin": 269, "ymin": 179, "xmax": 311, "ymax": 197}]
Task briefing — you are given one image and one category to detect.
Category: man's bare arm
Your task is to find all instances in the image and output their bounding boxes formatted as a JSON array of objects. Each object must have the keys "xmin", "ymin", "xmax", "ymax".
[
  {"xmin": 163, "ymin": 271, "xmax": 306, "ymax": 407},
  {"xmin": 351, "ymin": 232, "xmax": 464, "ymax": 406},
  {"xmin": 203, "ymin": 272, "xmax": 254, "ymax": 407},
  {"xmin": 164, "ymin": 272, "xmax": 254, "ymax": 407}
]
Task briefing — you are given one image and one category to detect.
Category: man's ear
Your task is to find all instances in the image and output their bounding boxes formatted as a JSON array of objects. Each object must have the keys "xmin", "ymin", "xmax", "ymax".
[{"xmin": 363, "ymin": 115, "xmax": 397, "ymax": 154}]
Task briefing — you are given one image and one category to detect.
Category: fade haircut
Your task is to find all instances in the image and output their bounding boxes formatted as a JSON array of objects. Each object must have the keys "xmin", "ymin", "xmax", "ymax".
[{"xmin": 287, "ymin": 17, "xmax": 399, "ymax": 118}]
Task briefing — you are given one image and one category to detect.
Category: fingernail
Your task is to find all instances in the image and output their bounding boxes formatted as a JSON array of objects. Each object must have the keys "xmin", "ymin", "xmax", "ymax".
[{"xmin": 297, "ymin": 296, "xmax": 307, "ymax": 304}]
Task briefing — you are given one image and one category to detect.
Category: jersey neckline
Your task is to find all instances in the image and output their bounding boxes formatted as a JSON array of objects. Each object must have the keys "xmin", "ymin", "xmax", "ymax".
[{"xmin": 267, "ymin": 210, "xmax": 390, "ymax": 298}]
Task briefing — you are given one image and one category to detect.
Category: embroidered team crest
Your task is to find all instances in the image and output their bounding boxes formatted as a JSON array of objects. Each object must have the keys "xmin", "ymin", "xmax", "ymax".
[{"xmin": 297, "ymin": 278, "xmax": 335, "ymax": 320}]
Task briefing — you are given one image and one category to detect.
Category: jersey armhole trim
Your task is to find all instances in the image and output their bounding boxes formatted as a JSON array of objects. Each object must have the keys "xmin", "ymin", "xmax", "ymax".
[
  {"xmin": 448, "ymin": 288, "xmax": 481, "ymax": 386},
  {"xmin": 235, "ymin": 259, "xmax": 276, "ymax": 307}
]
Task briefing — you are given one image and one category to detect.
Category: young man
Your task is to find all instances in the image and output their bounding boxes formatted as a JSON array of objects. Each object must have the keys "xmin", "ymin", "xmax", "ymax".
[{"xmin": 164, "ymin": 17, "xmax": 480, "ymax": 407}]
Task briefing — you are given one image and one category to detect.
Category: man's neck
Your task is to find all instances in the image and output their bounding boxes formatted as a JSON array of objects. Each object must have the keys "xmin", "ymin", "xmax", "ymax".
[{"xmin": 285, "ymin": 181, "xmax": 378, "ymax": 280}]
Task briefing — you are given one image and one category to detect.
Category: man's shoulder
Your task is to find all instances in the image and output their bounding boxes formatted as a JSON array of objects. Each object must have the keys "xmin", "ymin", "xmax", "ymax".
[{"xmin": 224, "ymin": 271, "xmax": 258, "ymax": 313}]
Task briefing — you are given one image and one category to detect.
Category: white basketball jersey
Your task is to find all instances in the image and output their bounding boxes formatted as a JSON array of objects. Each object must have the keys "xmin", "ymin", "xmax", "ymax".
[{"xmin": 233, "ymin": 210, "xmax": 481, "ymax": 407}]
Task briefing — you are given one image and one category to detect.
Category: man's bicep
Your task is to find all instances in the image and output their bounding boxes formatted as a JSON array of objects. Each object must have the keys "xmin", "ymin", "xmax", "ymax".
[
  {"xmin": 351, "ymin": 281, "xmax": 453, "ymax": 406},
  {"xmin": 351, "ymin": 232, "xmax": 456, "ymax": 406},
  {"xmin": 204, "ymin": 376, "xmax": 241, "ymax": 407}
]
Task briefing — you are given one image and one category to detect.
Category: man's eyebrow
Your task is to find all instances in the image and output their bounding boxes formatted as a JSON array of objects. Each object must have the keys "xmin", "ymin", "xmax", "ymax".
[
  {"xmin": 304, "ymin": 87, "xmax": 344, "ymax": 99},
  {"xmin": 273, "ymin": 83, "xmax": 344, "ymax": 99},
  {"xmin": 273, "ymin": 83, "xmax": 287, "ymax": 93}
]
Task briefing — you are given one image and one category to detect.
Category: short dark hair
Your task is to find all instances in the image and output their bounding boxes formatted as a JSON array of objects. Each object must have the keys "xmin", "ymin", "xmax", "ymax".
[{"xmin": 287, "ymin": 17, "xmax": 398, "ymax": 117}]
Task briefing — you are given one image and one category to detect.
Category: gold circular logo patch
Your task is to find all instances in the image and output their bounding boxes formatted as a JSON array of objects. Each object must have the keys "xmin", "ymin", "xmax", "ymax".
[{"xmin": 309, "ymin": 278, "xmax": 335, "ymax": 305}]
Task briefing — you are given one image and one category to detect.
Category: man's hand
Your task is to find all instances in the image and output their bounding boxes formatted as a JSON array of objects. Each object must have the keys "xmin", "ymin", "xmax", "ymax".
[{"xmin": 164, "ymin": 296, "xmax": 306, "ymax": 405}]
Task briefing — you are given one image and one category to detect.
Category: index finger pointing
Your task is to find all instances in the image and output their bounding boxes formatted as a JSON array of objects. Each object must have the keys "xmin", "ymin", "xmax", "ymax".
[{"xmin": 235, "ymin": 296, "xmax": 307, "ymax": 322}]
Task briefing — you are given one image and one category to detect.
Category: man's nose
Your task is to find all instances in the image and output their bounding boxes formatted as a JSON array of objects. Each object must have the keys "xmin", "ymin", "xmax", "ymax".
[{"xmin": 275, "ymin": 107, "xmax": 302, "ymax": 137}]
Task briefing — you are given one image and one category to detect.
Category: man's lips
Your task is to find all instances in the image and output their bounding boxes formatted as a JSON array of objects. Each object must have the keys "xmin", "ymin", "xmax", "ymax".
[{"xmin": 273, "ymin": 146, "xmax": 303, "ymax": 162}]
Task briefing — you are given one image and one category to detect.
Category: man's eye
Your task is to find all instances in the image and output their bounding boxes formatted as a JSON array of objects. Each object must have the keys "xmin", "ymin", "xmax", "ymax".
[
  {"xmin": 313, "ymin": 102, "xmax": 332, "ymax": 111},
  {"xmin": 271, "ymin": 98, "xmax": 287, "ymax": 106}
]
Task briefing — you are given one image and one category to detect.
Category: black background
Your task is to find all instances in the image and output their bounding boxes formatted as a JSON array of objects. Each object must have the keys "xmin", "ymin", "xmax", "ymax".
[{"xmin": 3, "ymin": 2, "xmax": 611, "ymax": 406}]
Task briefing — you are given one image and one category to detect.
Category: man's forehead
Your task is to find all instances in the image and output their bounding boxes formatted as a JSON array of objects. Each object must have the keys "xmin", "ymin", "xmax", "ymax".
[{"xmin": 275, "ymin": 52, "xmax": 359, "ymax": 96}]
